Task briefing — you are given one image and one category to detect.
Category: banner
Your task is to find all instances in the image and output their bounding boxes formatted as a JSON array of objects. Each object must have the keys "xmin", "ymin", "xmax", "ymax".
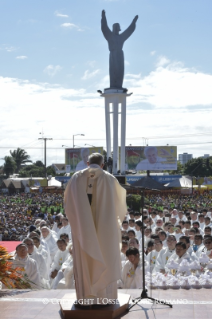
[
  {"xmin": 124, "ymin": 146, "xmax": 177, "ymax": 171},
  {"xmin": 126, "ymin": 175, "xmax": 182, "ymax": 185},
  {"xmin": 65, "ymin": 147, "xmax": 104, "ymax": 172}
]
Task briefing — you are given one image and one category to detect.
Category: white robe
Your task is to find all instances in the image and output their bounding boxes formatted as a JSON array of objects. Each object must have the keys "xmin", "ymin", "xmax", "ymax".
[
  {"xmin": 153, "ymin": 247, "xmax": 175, "ymax": 273},
  {"xmin": 57, "ymin": 224, "xmax": 72, "ymax": 241},
  {"xmin": 165, "ymin": 252, "xmax": 192, "ymax": 273},
  {"xmin": 57, "ymin": 256, "xmax": 75, "ymax": 289},
  {"xmin": 30, "ymin": 248, "xmax": 50, "ymax": 288},
  {"xmin": 37, "ymin": 244, "xmax": 51, "ymax": 270},
  {"xmin": 121, "ymin": 260, "xmax": 143, "ymax": 289},
  {"xmin": 51, "ymin": 249, "xmax": 69, "ymax": 271},
  {"xmin": 42, "ymin": 229, "xmax": 58, "ymax": 262},
  {"xmin": 65, "ymin": 164, "xmax": 126, "ymax": 301},
  {"xmin": 12, "ymin": 255, "xmax": 41, "ymax": 289},
  {"xmin": 146, "ymin": 250, "xmax": 160, "ymax": 272}
]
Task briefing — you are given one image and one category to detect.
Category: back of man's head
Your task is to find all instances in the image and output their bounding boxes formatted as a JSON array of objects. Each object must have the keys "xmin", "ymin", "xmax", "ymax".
[{"xmin": 88, "ymin": 153, "xmax": 104, "ymax": 166}]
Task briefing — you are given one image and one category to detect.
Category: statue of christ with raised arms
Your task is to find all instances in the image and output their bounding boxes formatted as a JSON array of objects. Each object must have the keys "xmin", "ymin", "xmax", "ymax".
[{"xmin": 101, "ymin": 10, "xmax": 138, "ymax": 89}]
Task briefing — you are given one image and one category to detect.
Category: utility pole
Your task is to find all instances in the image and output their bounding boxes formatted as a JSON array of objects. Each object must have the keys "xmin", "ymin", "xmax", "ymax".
[{"xmin": 38, "ymin": 137, "xmax": 53, "ymax": 177}]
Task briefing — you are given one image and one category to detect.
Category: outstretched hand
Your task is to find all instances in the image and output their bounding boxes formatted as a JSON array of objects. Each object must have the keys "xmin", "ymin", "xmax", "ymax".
[{"xmin": 134, "ymin": 15, "xmax": 138, "ymax": 23}]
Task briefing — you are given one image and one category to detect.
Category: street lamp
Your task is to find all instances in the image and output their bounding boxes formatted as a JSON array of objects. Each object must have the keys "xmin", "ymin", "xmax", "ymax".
[
  {"xmin": 73, "ymin": 134, "xmax": 84, "ymax": 148},
  {"xmin": 85, "ymin": 143, "xmax": 96, "ymax": 148}
]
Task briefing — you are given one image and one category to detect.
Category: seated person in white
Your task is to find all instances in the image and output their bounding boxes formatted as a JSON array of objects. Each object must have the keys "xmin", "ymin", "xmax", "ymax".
[
  {"xmin": 23, "ymin": 238, "xmax": 50, "ymax": 289},
  {"xmin": 135, "ymin": 220, "xmax": 143, "ymax": 241},
  {"xmin": 60, "ymin": 233, "xmax": 71, "ymax": 244},
  {"xmin": 12, "ymin": 243, "xmax": 41, "ymax": 289},
  {"xmin": 146, "ymin": 238, "xmax": 163, "ymax": 272},
  {"xmin": 57, "ymin": 243, "xmax": 75, "ymax": 289},
  {"xmin": 127, "ymin": 229, "xmax": 136, "ymax": 240},
  {"xmin": 158, "ymin": 230, "xmax": 167, "ymax": 247},
  {"xmin": 174, "ymin": 225, "xmax": 184, "ymax": 241},
  {"xmin": 122, "ymin": 220, "xmax": 131, "ymax": 232},
  {"xmin": 192, "ymin": 221, "xmax": 204, "ymax": 235},
  {"xmin": 120, "ymin": 240, "xmax": 129, "ymax": 266},
  {"xmin": 29, "ymin": 229, "xmax": 50, "ymax": 255},
  {"xmin": 153, "ymin": 235, "xmax": 177, "ymax": 274},
  {"xmin": 179, "ymin": 236, "xmax": 198, "ymax": 261},
  {"xmin": 202, "ymin": 236, "xmax": 212, "ymax": 258},
  {"xmin": 142, "ymin": 227, "xmax": 152, "ymax": 249},
  {"xmin": 204, "ymin": 226, "xmax": 212, "ymax": 236},
  {"xmin": 41, "ymin": 226, "xmax": 58, "ymax": 262},
  {"xmin": 57, "ymin": 217, "xmax": 72, "ymax": 239},
  {"xmin": 193, "ymin": 234, "xmax": 205, "ymax": 257},
  {"xmin": 52, "ymin": 215, "xmax": 62, "ymax": 234},
  {"xmin": 119, "ymin": 247, "xmax": 148, "ymax": 289},
  {"xmin": 165, "ymin": 242, "xmax": 192, "ymax": 273},
  {"xmin": 129, "ymin": 237, "xmax": 147, "ymax": 262},
  {"xmin": 50, "ymin": 239, "xmax": 69, "ymax": 288},
  {"xmin": 29, "ymin": 232, "xmax": 51, "ymax": 270},
  {"xmin": 128, "ymin": 219, "xmax": 136, "ymax": 229}
]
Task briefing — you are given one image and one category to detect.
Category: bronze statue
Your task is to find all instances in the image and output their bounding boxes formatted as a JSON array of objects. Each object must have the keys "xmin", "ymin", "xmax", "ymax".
[{"xmin": 101, "ymin": 10, "xmax": 138, "ymax": 90}]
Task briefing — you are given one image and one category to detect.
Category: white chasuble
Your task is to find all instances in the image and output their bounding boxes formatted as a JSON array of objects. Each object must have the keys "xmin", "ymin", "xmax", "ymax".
[{"xmin": 64, "ymin": 164, "xmax": 126, "ymax": 302}]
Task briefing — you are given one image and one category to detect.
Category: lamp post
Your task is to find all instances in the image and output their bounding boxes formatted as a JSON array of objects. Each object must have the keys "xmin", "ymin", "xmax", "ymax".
[
  {"xmin": 38, "ymin": 136, "xmax": 53, "ymax": 177},
  {"xmin": 73, "ymin": 134, "xmax": 84, "ymax": 148}
]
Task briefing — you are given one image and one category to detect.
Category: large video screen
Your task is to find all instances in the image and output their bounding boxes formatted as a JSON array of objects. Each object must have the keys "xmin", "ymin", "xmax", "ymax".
[
  {"xmin": 125, "ymin": 146, "xmax": 177, "ymax": 171},
  {"xmin": 65, "ymin": 147, "xmax": 104, "ymax": 172}
]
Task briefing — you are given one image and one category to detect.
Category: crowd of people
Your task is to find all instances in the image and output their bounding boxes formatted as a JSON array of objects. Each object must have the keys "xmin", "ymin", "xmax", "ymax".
[{"xmin": 1, "ymin": 190, "xmax": 212, "ymax": 290}]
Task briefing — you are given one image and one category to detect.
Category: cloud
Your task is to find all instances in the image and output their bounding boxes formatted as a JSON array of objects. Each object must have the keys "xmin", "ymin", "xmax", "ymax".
[
  {"xmin": 126, "ymin": 58, "xmax": 212, "ymax": 108},
  {"xmin": 0, "ymin": 44, "xmax": 17, "ymax": 52},
  {"xmin": 16, "ymin": 56, "xmax": 28, "ymax": 60},
  {"xmin": 156, "ymin": 56, "xmax": 170, "ymax": 67},
  {"xmin": 55, "ymin": 11, "xmax": 69, "ymax": 18},
  {"xmin": 150, "ymin": 51, "xmax": 156, "ymax": 56},
  {"xmin": 81, "ymin": 69, "xmax": 100, "ymax": 80},
  {"xmin": 1, "ymin": 56, "xmax": 212, "ymax": 166},
  {"xmin": 61, "ymin": 23, "xmax": 83, "ymax": 31},
  {"xmin": 43, "ymin": 65, "xmax": 62, "ymax": 77}
]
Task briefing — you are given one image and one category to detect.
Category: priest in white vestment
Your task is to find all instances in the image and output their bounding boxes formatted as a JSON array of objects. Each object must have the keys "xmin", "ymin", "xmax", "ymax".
[
  {"xmin": 65, "ymin": 153, "xmax": 126, "ymax": 303},
  {"xmin": 12, "ymin": 243, "xmax": 41, "ymax": 289},
  {"xmin": 23, "ymin": 238, "xmax": 50, "ymax": 289}
]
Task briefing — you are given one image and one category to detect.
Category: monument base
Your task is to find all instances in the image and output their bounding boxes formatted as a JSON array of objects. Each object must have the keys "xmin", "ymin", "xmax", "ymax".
[
  {"xmin": 60, "ymin": 292, "xmax": 130, "ymax": 319},
  {"xmin": 104, "ymin": 88, "xmax": 128, "ymax": 94}
]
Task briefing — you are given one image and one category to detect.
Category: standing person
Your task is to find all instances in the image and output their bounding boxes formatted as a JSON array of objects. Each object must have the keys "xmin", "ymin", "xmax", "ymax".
[{"xmin": 65, "ymin": 153, "xmax": 126, "ymax": 304}]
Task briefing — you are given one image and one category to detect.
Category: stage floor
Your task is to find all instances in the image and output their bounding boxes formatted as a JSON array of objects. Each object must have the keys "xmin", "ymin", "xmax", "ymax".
[{"xmin": 0, "ymin": 288, "xmax": 211, "ymax": 319}]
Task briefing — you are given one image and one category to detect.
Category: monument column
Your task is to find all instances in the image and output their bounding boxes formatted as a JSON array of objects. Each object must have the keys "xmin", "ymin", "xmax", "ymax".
[{"xmin": 101, "ymin": 89, "xmax": 132, "ymax": 174}]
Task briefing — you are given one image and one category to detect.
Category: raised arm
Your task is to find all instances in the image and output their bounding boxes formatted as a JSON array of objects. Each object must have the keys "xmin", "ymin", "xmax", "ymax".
[
  {"xmin": 121, "ymin": 15, "xmax": 138, "ymax": 42},
  {"xmin": 101, "ymin": 10, "xmax": 112, "ymax": 40}
]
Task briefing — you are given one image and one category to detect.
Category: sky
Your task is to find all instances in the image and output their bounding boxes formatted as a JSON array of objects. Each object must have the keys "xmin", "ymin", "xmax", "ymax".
[{"xmin": 0, "ymin": 0, "xmax": 212, "ymax": 166}]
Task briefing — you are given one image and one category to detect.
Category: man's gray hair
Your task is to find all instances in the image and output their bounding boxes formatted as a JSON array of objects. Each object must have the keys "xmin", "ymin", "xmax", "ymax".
[
  {"xmin": 144, "ymin": 146, "xmax": 158, "ymax": 158},
  {"xmin": 88, "ymin": 153, "xmax": 104, "ymax": 166}
]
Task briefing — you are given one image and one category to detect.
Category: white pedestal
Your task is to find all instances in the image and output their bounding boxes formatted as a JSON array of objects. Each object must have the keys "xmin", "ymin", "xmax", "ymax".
[{"xmin": 101, "ymin": 90, "xmax": 132, "ymax": 174}]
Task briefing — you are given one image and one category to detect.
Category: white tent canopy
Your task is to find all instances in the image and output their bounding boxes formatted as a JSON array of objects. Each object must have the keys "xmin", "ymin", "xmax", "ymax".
[
  {"xmin": 48, "ymin": 177, "xmax": 62, "ymax": 187},
  {"xmin": 165, "ymin": 176, "xmax": 192, "ymax": 188}
]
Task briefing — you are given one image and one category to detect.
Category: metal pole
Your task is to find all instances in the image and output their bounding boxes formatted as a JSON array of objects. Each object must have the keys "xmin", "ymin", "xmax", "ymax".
[
  {"xmin": 113, "ymin": 99, "xmax": 119, "ymax": 174},
  {"xmin": 44, "ymin": 138, "xmax": 47, "ymax": 177},
  {"xmin": 121, "ymin": 96, "xmax": 126, "ymax": 174}
]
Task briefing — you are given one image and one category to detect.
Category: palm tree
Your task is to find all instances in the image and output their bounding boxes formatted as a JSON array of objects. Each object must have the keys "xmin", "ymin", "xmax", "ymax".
[
  {"xmin": 10, "ymin": 148, "xmax": 32, "ymax": 173},
  {"xmin": 3, "ymin": 156, "xmax": 16, "ymax": 177}
]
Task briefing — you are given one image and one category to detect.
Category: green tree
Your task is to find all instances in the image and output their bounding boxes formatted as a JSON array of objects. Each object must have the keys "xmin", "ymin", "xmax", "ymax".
[
  {"xmin": 183, "ymin": 157, "xmax": 212, "ymax": 176},
  {"xmin": 10, "ymin": 148, "xmax": 32, "ymax": 173},
  {"xmin": 3, "ymin": 156, "xmax": 16, "ymax": 178}
]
